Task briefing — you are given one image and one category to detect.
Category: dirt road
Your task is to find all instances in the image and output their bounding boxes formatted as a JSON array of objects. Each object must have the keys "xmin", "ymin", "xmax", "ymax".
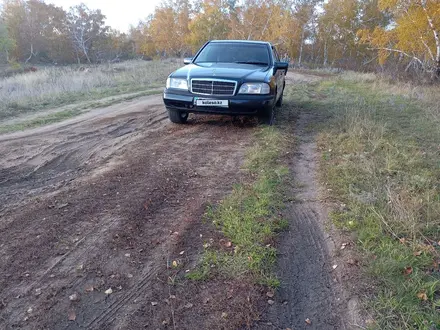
[
  {"xmin": 0, "ymin": 93, "xmax": 260, "ymax": 329},
  {"xmin": 0, "ymin": 73, "xmax": 353, "ymax": 329}
]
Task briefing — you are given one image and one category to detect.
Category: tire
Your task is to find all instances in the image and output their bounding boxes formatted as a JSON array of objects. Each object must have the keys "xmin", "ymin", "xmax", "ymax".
[
  {"xmin": 258, "ymin": 105, "xmax": 274, "ymax": 126},
  {"xmin": 276, "ymin": 85, "xmax": 284, "ymax": 107},
  {"xmin": 168, "ymin": 109, "xmax": 188, "ymax": 124}
]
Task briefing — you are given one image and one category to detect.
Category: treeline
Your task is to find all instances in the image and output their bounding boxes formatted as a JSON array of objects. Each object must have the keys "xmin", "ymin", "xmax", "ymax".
[
  {"xmin": 0, "ymin": 0, "xmax": 439, "ymax": 78},
  {"xmin": 0, "ymin": 0, "xmax": 133, "ymax": 64}
]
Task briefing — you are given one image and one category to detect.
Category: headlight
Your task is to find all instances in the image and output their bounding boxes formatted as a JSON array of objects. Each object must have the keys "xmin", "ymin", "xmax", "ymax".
[
  {"xmin": 166, "ymin": 78, "xmax": 188, "ymax": 90},
  {"xmin": 238, "ymin": 83, "xmax": 270, "ymax": 94}
]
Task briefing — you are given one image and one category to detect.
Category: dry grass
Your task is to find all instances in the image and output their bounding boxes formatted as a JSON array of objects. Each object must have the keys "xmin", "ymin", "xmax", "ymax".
[{"xmin": 0, "ymin": 59, "xmax": 181, "ymax": 121}]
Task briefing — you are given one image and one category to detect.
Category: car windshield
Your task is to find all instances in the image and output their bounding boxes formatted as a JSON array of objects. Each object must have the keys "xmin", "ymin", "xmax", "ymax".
[{"xmin": 194, "ymin": 43, "xmax": 270, "ymax": 65}]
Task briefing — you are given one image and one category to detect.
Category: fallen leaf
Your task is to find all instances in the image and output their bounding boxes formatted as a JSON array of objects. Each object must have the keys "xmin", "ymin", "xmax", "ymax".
[
  {"xmin": 365, "ymin": 319, "xmax": 376, "ymax": 326},
  {"xmin": 266, "ymin": 292, "xmax": 274, "ymax": 298},
  {"xmin": 413, "ymin": 251, "xmax": 422, "ymax": 256},
  {"xmin": 85, "ymin": 285, "xmax": 94, "ymax": 292},
  {"xmin": 403, "ymin": 266, "xmax": 413, "ymax": 275},
  {"xmin": 347, "ymin": 258, "xmax": 357, "ymax": 265},
  {"xmin": 417, "ymin": 292, "xmax": 428, "ymax": 301},
  {"xmin": 57, "ymin": 203, "xmax": 69, "ymax": 209},
  {"xmin": 104, "ymin": 288, "xmax": 113, "ymax": 295},
  {"xmin": 305, "ymin": 318, "xmax": 312, "ymax": 325},
  {"xmin": 68, "ymin": 309, "xmax": 76, "ymax": 321},
  {"xmin": 221, "ymin": 312, "xmax": 228, "ymax": 318},
  {"xmin": 172, "ymin": 260, "xmax": 178, "ymax": 268},
  {"xmin": 69, "ymin": 293, "xmax": 79, "ymax": 301}
]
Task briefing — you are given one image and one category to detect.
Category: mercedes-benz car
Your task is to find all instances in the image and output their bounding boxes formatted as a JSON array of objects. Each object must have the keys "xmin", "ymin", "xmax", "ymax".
[{"xmin": 163, "ymin": 40, "xmax": 288, "ymax": 124}]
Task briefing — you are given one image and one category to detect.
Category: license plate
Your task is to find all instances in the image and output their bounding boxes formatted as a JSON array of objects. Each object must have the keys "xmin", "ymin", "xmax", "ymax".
[{"xmin": 195, "ymin": 99, "xmax": 229, "ymax": 107}]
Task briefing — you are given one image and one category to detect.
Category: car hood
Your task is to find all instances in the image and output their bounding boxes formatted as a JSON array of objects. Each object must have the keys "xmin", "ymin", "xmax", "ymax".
[{"xmin": 171, "ymin": 62, "xmax": 271, "ymax": 82}]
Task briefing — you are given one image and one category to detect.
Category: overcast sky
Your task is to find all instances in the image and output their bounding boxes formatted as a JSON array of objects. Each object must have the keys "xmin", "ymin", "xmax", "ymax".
[{"xmin": 49, "ymin": 0, "xmax": 163, "ymax": 32}]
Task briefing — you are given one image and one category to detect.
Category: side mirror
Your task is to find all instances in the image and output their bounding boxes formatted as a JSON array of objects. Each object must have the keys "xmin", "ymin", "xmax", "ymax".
[
  {"xmin": 274, "ymin": 61, "xmax": 289, "ymax": 72},
  {"xmin": 183, "ymin": 57, "xmax": 193, "ymax": 65}
]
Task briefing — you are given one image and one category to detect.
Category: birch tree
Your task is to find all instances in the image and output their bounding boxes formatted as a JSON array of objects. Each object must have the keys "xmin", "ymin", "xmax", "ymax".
[{"xmin": 68, "ymin": 4, "xmax": 108, "ymax": 64}]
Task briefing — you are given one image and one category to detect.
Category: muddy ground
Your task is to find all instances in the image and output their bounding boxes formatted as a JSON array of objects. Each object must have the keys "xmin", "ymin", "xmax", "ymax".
[{"xmin": 0, "ymin": 73, "xmax": 358, "ymax": 329}]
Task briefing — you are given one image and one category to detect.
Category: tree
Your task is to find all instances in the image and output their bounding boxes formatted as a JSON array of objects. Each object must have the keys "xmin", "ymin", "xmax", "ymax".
[
  {"xmin": 292, "ymin": 0, "xmax": 322, "ymax": 67},
  {"xmin": 188, "ymin": 0, "xmax": 230, "ymax": 51},
  {"xmin": 68, "ymin": 3, "xmax": 108, "ymax": 63},
  {"xmin": 2, "ymin": 0, "xmax": 72, "ymax": 63},
  {"xmin": 130, "ymin": 0, "xmax": 192, "ymax": 58},
  {"xmin": 359, "ymin": 0, "xmax": 440, "ymax": 78},
  {"xmin": 0, "ymin": 20, "xmax": 14, "ymax": 62}
]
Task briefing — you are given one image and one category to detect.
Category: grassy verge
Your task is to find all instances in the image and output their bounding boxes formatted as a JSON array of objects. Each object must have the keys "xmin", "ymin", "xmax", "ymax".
[
  {"xmin": 0, "ymin": 60, "xmax": 179, "ymax": 120},
  {"xmin": 290, "ymin": 72, "xmax": 440, "ymax": 329},
  {"xmin": 187, "ymin": 127, "xmax": 289, "ymax": 287},
  {"xmin": 0, "ymin": 89, "xmax": 162, "ymax": 133}
]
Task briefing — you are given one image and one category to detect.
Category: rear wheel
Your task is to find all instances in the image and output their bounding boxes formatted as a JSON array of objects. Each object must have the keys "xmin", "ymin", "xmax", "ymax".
[{"xmin": 168, "ymin": 109, "xmax": 188, "ymax": 124}]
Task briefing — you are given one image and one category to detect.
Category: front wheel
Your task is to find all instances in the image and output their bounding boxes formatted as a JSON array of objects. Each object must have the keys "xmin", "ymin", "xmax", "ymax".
[
  {"xmin": 276, "ymin": 85, "xmax": 285, "ymax": 107},
  {"xmin": 168, "ymin": 109, "xmax": 188, "ymax": 124},
  {"xmin": 258, "ymin": 106, "xmax": 274, "ymax": 126}
]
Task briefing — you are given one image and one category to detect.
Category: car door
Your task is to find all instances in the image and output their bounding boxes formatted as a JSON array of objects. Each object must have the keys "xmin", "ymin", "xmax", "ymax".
[{"xmin": 271, "ymin": 46, "xmax": 284, "ymax": 100}]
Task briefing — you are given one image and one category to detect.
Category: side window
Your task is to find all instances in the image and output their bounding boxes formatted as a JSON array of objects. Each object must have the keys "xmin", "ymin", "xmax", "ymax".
[{"xmin": 272, "ymin": 47, "xmax": 280, "ymax": 62}]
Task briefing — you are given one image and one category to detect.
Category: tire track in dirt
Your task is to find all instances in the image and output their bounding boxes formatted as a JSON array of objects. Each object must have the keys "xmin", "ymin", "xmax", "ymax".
[
  {"xmin": 0, "ymin": 96, "xmax": 167, "ymax": 211},
  {"xmin": 255, "ymin": 77, "xmax": 350, "ymax": 329},
  {"xmin": 0, "ymin": 92, "xmax": 258, "ymax": 329}
]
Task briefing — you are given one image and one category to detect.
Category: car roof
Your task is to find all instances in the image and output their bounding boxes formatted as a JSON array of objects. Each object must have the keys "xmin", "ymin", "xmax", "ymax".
[{"xmin": 210, "ymin": 40, "xmax": 272, "ymax": 46}]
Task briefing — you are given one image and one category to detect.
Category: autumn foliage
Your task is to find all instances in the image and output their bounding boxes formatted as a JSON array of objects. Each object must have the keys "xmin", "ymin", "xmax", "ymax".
[{"xmin": 0, "ymin": 0, "xmax": 439, "ymax": 78}]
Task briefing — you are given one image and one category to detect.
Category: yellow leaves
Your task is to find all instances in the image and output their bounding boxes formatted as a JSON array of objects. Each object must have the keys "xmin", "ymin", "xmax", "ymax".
[{"xmin": 378, "ymin": 0, "xmax": 399, "ymax": 11}]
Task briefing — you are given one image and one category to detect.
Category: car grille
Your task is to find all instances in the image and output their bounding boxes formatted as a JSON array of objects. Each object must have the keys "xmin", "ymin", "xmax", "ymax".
[{"xmin": 191, "ymin": 79, "xmax": 236, "ymax": 96}]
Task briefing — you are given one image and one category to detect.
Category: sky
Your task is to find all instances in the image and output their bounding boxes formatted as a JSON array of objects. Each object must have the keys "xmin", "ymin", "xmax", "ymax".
[{"xmin": 49, "ymin": 0, "xmax": 163, "ymax": 32}]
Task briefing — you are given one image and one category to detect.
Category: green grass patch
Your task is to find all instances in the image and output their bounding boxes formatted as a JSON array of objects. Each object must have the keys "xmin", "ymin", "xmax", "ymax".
[
  {"xmin": 187, "ymin": 127, "xmax": 289, "ymax": 287},
  {"xmin": 290, "ymin": 72, "xmax": 440, "ymax": 329}
]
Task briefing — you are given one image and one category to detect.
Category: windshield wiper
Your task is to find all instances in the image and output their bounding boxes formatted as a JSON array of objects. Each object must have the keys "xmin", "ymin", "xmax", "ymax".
[{"xmin": 235, "ymin": 61, "xmax": 269, "ymax": 66}]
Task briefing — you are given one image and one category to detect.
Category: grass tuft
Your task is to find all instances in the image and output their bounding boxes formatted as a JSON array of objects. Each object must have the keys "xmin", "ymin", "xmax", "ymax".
[{"xmin": 187, "ymin": 127, "xmax": 289, "ymax": 287}]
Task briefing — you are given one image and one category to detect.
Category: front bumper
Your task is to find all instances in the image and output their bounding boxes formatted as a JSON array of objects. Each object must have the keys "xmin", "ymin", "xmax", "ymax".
[{"xmin": 163, "ymin": 89, "xmax": 275, "ymax": 115}]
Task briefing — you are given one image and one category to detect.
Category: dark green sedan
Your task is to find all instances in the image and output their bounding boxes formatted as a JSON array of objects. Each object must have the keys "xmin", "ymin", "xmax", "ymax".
[{"xmin": 163, "ymin": 40, "xmax": 288, "ymax": 125}]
